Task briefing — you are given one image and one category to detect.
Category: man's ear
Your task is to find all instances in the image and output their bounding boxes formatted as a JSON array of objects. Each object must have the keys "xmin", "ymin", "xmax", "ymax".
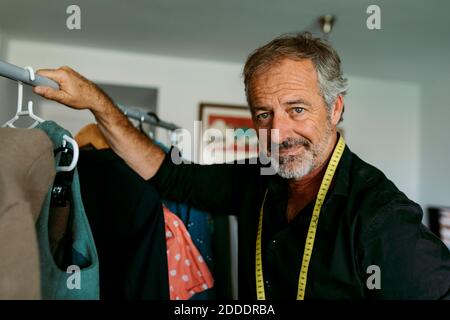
[{"xmin": 331, "ymin": 95, "xmax": 344, "ymax": 126}]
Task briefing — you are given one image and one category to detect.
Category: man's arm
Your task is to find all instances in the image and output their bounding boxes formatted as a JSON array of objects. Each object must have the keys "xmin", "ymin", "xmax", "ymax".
[
  {"xmin": 33, "ymin": 66, "xmax": 164, "ymax": 180},
  {"xmin": 33, "ymin": 66, "xmax": 255, "ymax": 215},
  {"xmin": 358, "ymin": 200, "xmax": 450, "ymax": 299}
]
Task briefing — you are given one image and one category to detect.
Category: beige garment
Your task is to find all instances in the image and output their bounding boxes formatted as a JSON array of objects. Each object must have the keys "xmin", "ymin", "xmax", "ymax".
[
  {"xmin": 0, "ymin": 128, "xmax": 55, "ymax": 300},
  {"xmin": 75, "ymin": 123, "xmax": 110, "ymax": 150}
]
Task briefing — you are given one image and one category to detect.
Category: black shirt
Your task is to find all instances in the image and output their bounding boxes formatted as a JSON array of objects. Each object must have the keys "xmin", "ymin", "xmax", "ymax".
[{"xmin": 149, "ymin": 142, "xmax": 450, "ymax": 300}]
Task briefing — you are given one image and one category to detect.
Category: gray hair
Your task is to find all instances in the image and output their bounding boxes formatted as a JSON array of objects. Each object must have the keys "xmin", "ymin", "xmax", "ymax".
[{"xmin": 243, "ymin": 32, "xmax": 348, "ymax": 122}]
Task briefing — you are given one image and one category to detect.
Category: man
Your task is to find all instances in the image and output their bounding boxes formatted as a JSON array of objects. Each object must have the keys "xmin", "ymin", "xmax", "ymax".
[{"xmin": 34, "ymin": 32, "xmax": 450, "ymax": 299}]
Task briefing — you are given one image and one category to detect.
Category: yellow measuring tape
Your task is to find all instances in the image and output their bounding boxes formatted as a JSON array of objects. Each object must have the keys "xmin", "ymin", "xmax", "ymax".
[{"xmin": 256, "ymin": 136, "xmax": 346, "ymax": 300}]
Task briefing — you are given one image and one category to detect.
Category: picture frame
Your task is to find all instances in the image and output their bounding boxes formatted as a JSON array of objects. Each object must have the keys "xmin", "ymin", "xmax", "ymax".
[
  {"xmin": 428, "ymin": 206, "xmax": 450, "ymax": 249},
  {"xmin": 198, "ymin": 103, "xmax": 258, "ymax": 164}
]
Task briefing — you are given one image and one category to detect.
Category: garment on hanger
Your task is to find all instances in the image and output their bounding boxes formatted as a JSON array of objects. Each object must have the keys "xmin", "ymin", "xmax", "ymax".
[
  {"xmin": 75, "ymin": 123, "xmax": 109, "ymax": 150},
  {"xmin": 36, "ymin": 121, "xmax": 99, "ymax": 300},
  {"xmin": 74, "ymin": 123, "xmax": 214, "ymax": 299},
  {"xmin": 77, "ymin": 148, "xmax": 169, "ymax": 299},
  {"xmin": 163, "ymin": 200, "xmax": 215, "ymax": 299},
  {"xmin": 0, "ymin": 128, "xmax": 55, "ymax": 299},
  {"xmin": 164, "ymin": 206, "xmax": 214, "ymax": 300},
  {"xmin": 157, "ymin": 142, "xmax": 217, "ymax": 300},
  {"xmin": 154, "ymin": 144, "xmax": 235, "ymax": 299}
]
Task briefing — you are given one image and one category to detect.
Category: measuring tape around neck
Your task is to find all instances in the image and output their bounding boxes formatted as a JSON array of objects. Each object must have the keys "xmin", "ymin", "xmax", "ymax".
[{"xmin": 256, "ymin": 135, "xmax": 346, "ymax": 300}]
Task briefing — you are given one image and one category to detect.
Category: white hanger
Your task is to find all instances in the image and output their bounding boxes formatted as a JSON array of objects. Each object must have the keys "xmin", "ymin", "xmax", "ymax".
[
  {"xmin": 55, "ymin": 135, "xmax": 79, "ymax": 172},
  {"xmin": 2, "ymin": 66, "xmax": 44, "ymax": 128},
  {"xmin": 1, "ymin": 66, "xmax": 79, "ymax": 172}
]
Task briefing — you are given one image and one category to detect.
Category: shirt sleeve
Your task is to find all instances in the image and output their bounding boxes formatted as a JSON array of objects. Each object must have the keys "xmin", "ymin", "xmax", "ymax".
[
  {"xmin": 148, "ymin": 147, "xmax": 258, "ymax": 216},
  {"xmin": 357, "ymin": 200, "xmax": 450, "ymax": 299}
]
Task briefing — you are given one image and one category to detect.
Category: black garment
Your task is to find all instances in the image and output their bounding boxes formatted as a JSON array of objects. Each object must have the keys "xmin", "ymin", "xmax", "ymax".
[
  {"xmin": 78, "ymin": 149, "xmax": 169, "ymax": 300},
  {"xmin": 149, "ymin": 140, "xmax": 450, "ymax": 300}
]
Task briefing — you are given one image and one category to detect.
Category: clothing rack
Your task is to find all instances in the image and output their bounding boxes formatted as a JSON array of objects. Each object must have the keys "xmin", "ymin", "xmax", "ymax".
[
  {"xmin": 117, "ymin": 104, "xmax": 180, "ymax": 131},
  {"xmin": 0, "ymin": 59, "xmax": 59, "ymax": 89},
  {"xmin": 0, "ymin": 59, "xmax": 181, "ymax": 131}
]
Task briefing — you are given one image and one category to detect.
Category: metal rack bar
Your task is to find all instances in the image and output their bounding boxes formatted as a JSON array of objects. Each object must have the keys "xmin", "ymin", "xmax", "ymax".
[
  {"xmin": 0, "ymin": 59, "xmax": 59, "ymax": 89},
  {"xmin": 0, "ymin": 59, "xmax": 180, "ymax": 131},
  {"xmin": 117, "ymin": 104, "xmax": 180, "ymax": 131}
]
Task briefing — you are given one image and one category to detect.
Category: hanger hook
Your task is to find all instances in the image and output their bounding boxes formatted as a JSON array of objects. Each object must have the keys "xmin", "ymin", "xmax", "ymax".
[
  {"xmin": 24, "ymin": 66, "xmax": 35, "ymax": 82},
  {"xmin": 56, "ymin": 135, "xmax": 79, "ymax": 172},
  {"xmin": 2, "ymin": 66, "xmax": 43, "ymax": 128}
]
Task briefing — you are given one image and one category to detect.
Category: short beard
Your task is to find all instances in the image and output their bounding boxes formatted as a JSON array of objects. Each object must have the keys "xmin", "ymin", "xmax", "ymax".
[{"xmin": 269, "ymin": 122, "xmax": 334, "ymax": 180}]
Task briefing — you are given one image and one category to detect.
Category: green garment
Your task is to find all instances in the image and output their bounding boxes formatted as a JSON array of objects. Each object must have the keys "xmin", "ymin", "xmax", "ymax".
[{"xmin": 36, "ymin": 121, "xmax": 99, "ymax": 300}]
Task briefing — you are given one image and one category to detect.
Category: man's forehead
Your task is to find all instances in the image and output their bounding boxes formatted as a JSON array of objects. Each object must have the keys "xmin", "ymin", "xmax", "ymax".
[
  {"xmin": 251, "ymin": 89, "xmax": 311, "ymax": 106},
  {"xmin": 251, "ymin": 58, "xmax": 317, "ymax": 88},
  {"xmin": 249, "ymin": 59, "xmax": 319, "ymax": 105},
  {"xmin": 258, "ymin": 58, "xmax": 316, "ymax": 78}
]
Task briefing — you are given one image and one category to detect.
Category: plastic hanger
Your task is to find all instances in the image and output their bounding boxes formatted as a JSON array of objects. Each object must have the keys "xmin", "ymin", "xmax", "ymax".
[
  {"xmin": 146, "ymin": 111, "xmax": 160, "ymax": 123},
  {"xmin": 1, "ymin": 66, "xmax": 79, "ymax": 172},
  {"xmin": 137, "ymin": 113, "xmax": 155, "ymax": 139},
  {"xmin": 51, "ymin": 138, "xmax": 76, "ymax": 207},
  {"xmin": 55, "ymin": 135, "xmax": 79, "ymax": 172},
  {"xmin": 51, "ymin": 135, "xmax": 79, "ymax": 207},
  {"xmin": 138, "ymin": 114, "xmax": 145, "ymax": 134},
  {"xmin": 2, "ymin": 66, "xmax": 44, "ymax": 128}
]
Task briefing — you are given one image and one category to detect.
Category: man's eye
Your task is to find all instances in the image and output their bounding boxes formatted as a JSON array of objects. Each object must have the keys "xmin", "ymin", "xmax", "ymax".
[
  {"xmin": 256, "ymin": 113, "xmax": 269, "ymax": 120},
  {"xmin": 293, "ymin": 107, "xmax": 304, "ymax": 114}
]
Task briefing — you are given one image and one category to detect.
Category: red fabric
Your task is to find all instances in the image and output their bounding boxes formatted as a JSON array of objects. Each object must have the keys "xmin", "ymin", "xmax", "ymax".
[{"xmin": 164, "ymin": 206, "xmax": 214, "ymax": 300}]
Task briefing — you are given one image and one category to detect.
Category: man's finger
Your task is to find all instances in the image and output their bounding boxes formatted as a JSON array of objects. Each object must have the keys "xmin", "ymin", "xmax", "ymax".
[
  {"xmin": 35, "ymin": 69, "xmax": 65, "ymax": 84},
  {"xmin": 33, "ymin": 86, "xmax": 68, "ymax": 103}
]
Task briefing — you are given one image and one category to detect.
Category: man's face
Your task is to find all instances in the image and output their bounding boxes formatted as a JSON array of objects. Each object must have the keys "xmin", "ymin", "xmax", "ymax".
[{"xmin": 249, "ymin": 58, "xmax": 337, "ymax": 180}]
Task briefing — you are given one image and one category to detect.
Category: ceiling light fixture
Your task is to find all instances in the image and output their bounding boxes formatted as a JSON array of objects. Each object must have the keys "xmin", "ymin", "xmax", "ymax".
[{"xmin": 318, "ymin": 14, "xmax": 335, "ymax": 37}]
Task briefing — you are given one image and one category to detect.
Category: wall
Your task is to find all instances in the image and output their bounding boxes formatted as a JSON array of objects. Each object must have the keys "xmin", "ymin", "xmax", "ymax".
[
  {"xmin": 0, "ymin": 29, "xmax": 15, "ymax": 123},
  {"xmin": 5, "ymin": 39, "xmax": 422, "ymax": 205},
  {"xmin": 5, "ymin": 39, "xmax": 246, "ymax": 152},
  {"xmin": 0, "ymin": 28, "xmax": 6, "ymax": 58},
  {"xmin": 343, "ymin": 76, "xmax": 421, "ymax": 204},
  {"xmin": 420, "ymin": 77, "xmax": 450, "ymax": 210}
]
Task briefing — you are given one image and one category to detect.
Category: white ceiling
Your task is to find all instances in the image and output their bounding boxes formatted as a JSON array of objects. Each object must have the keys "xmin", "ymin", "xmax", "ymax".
[{"xmin": 0, "ymin": 0, "xmax": 449, "ymax": 83}]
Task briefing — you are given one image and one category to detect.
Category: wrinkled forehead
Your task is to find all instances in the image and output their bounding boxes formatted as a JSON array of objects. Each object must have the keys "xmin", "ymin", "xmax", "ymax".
[{"xmin": 248, "ymin": 58, "xmax": 320, "ymax": 107}]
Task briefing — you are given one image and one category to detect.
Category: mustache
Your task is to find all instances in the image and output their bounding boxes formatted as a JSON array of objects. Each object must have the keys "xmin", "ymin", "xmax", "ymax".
[{"xmin": 270, "ymin": 137, "xmax": 311, "ymax": 153}]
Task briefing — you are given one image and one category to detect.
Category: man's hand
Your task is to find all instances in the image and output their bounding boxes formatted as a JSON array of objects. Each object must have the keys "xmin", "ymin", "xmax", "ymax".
[
  {"xmin": 33, "ymin": 66, "xmax": 111, "ymax": 113},
  {"xmin": 33, "ymin": 65, "xmax": 166, "ymax": 180}
]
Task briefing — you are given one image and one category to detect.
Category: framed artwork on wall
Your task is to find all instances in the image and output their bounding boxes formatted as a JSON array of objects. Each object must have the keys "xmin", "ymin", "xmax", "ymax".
[
  {"xmin": 428, "ymin": 206, "xmax": 450, "ymax": 249},
  {"xmin": 198, "ymin": 103, "xmax": 258, "ymax": 164}
]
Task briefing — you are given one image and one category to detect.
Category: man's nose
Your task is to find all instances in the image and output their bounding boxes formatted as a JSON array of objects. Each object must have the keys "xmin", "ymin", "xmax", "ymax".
[{"xmin": 271, "ymin": 112, "xmax": 290, "ymax": 145}]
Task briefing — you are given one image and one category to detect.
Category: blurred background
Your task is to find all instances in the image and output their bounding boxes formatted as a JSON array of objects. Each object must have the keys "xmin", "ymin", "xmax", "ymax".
[{"xmin": 0, "ymin": 0, "xmax": 449, "ymax": 297}]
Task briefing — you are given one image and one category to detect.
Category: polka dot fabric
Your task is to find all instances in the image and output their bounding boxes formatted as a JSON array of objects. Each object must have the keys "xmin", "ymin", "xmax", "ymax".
[{"xmin": 164, "ymin": 206, "xmax": 214, "ymax": 300}]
